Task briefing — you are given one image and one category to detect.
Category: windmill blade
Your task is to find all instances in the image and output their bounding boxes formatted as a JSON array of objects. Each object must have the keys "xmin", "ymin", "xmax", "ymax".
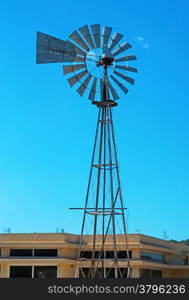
[
  {"xmin": 77, "ymin": 74, "xmax": 92, "ymax": 96},
  {"xmin": 112, "ymin": 41, "xmax": 132, "ymax": 56},
  {"xmin": 66, "ymin": 40, "xmax": 86, "ymax": 56},
  {"xmin": 69, "ymin": 30, "xmax": 90, "ymax": 52},
  {"xmin": 108, "ymin": 32, "xmax": 123, "ymax": 51},
  {"xmin": 115, "ymin": 55, "xmax": 137, "ymax": 62},
  {"xmin": 91, "ymin": 24, "xmax": 100, "ymax": 48},
  {"xmin": 113, "ymin": 70, "xmax": 134, "ymax": 85},
  {"xmin": 36, "ymin": 31, "xmax": 78, "ymax": 64},
  {"xmin": 102, "ymin": 26, "xmax": 112, "ymax": 48},
  {"xmin": 67, "ymin": 70, "xmax": 88, "ymax": 87},
  {"xmin": 88, "ymin": 78, "xmax": 97, "ymax": 101},
  {"xmin": 102, "ymin": 45, "xmax": 112, "ymax": 58},
  {"xmin": 63, "ymin": 64, "xmax": 86, "ymax": 75},
  {"xmin": 72, "ymin": 56, "xmax": 85, "ymax": 62},
  {"xmin": 115, "ymin": 64, "xmax": 138, "ymax": 73},
  {"xmin": 108, "ymin": 80, "xmax": 119, "ymax": 100},
  {"xmin": 110, "ymin": 75, "xmax": 129, "ymax": 94},
  {"xmin": 79, "ymin": 25, "xmax": 95, "ymax": 49}
]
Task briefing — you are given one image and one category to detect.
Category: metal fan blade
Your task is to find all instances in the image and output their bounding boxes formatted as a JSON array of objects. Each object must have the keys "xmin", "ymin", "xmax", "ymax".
[
  {"xmin": 63, "ymin": 64, "xmax": 86, "ymax": 75},
  {"xmin": 72, "ymin": 56, "xmax": 85, "ymax": 62},
  {"xmin": 66, "ymin": 40, "xmax": 86, "ymax": 56},
  {"xmin": 88, "ymin": 78, "xmax": 97, "ymax": 100},
  {"xmin": 102, "ymin": 26, "xmax": 112, "ymax": 48},
  {"xmin": 115, "ymin": 64, "xmax": 138, "ymax": 73},
  {"xmin": 79, "ymin": 25, "xmax": 95, "ymax": 49},
  {"xmin": 36, "ymin": 32, "xmax": 77, "ymax": 64},
  {"xmin": 77, "ymin": 74, "xmax": 92, "ymax": 96},
  {"xmin": 108, "ymin": 80, "xmax": 119, "ymax": 100},
  {"xmin": 69, "ymin": 30, "xmax": 90, "ymax": 52},
  {"xmin": 112, "ymin": 41, "xmax": 132, "ymax": 56},
  {"xmin": 108, "ymin": 32, "xmax": 123, "ymax": 51},
  {"xmin": 91, "ymin": 24, "xmax": 100, "ymax": 48},
  {"xmin": 115, "ymin": 55, "xmax": 137, "ymax": 62},
  {"xmin": 67, "ymin": 70, "xmax": 88, "ymax": 87},
  {"xmin": 110, "ymin": 75, "xmax": 129, "ymax": 94},
  {"xmin": 113, "ymin": 70, "xmax": 134, "ymax": 85}
]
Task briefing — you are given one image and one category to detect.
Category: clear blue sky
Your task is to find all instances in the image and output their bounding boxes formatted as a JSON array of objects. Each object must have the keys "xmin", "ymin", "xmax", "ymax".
[{"xmin": 0, "ymin": 0, "xmax": 189, "ymax": 240}]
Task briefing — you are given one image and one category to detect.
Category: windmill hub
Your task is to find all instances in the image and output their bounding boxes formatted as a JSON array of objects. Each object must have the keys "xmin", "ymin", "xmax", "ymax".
[{"xmin": 97, "ymin": 55, "xmax": 114, "ymax": 67}]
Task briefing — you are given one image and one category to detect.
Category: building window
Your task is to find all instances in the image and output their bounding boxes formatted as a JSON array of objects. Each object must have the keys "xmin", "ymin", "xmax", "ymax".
[
  {"xmin": 117, "ymin": 268, "xmax": 129, "ymax": 278},
  {"xmin": 80, "ymin": 251, "xmax": 132, "ymax": 259},
  {"xmin": 10, "ymin": 249, "xmax": 32, "ymax": 256},
  {"xmin": 9, "ymin": 249, "xmax": 57, "ymax": 257},
  {"xmin": 80, "ymin": 251, "xmax": 92, "ymax": 258},
  {"xmin": 184, "ymin": 256, "xmax": 188, "ymax": 265},
  {"xmin": 106, "ymin": 268, "xmax": 115, "ymax": 278},
  {"xmin": 105, "ymin": 251, "xmax": 114, "ymax": 258},
  {"xmin": 80, "ymin": 251, "xmax": 101, "ymax": 259},
  {"xmin": 10, "ymin": 266, "xmax": 32, "ymax": 278},
  {"xmin": 141, "ymin": 252, "xmax": 164, "ymax": 263},
  {"xmin": 106, "ymin": 251, "xmax": 132, "ymax": 258},
  {"xmin": 34, "ymin": 249, "xmax": 57, "ymax": 257},
  {"xmin": 117, "ymin": 251, "xmax": 132, "ymax": 259},
  {"xmin": 34, "ymin": 266, "xmax": 57, "ymax": 278},
  {"xmin": 79, "ymin": 267, "xmax": 129, "ymax": 278},
  {"xmin": 79, "ymin": 267, "xmax": 90, "ymax": 278},
  {"xmin": 10, "ymin": 266, "xmax": 57, "ymax": 278},
  {"xmin": 140, "ymin": 269, "xmax": 162, "ymax": 278}
]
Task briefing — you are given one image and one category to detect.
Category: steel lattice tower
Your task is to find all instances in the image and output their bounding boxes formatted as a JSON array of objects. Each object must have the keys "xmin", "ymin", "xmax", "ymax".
[{"xmin": 75, "ymin": 103, "xmax": 131, "ymax": 278}]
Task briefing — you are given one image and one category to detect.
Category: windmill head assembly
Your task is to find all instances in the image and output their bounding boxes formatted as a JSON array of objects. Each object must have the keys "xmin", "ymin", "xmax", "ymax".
[{"xmin": 36, "ymin": 24, "xmax": 138, "ymax": 278}]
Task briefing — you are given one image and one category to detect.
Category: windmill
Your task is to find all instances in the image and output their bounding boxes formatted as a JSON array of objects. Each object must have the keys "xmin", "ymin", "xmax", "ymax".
[{"xmin": 36, "ymin": 24, "xmax": 137, "ymax": 278}]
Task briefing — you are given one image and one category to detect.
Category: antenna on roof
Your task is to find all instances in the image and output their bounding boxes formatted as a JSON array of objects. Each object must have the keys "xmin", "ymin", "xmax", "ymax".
[
  {"xmin": 163, "ymin": 230, "xmax": 169, "ymax": 240},
  {"xmin": 4, "ymin": 227, "xmax": 11, "ymax": 233}
]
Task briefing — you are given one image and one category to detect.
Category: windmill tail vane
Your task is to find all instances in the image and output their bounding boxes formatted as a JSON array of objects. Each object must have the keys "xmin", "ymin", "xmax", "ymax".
[{"xmin": 36, "ymin": 24, "xmax": 138, "ymax": 278}]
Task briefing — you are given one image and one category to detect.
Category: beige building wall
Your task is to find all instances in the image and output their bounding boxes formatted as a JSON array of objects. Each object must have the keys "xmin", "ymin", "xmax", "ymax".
[
  {"xmin": 0, "ymin": 233, "xmax": 189, "ymax": 278},
  {"xmin": 58, "ymin": 264, "xmax": 76, "ymax": 278}
]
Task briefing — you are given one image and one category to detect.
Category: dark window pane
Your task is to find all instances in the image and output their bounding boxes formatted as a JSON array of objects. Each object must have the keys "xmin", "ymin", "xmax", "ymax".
[
  {"xmin": 34, "ymin": 249, "xmax": 57, "ymax": 257},
  {"xmin": 79, "ymin": 267, "xmax": 90, "ymax": 278},
  {"xmin": 10, "ymin": 249, "xmax": 32, "ymax": 256},
  {"xmin": 140, "ymin": 269, "xmax": 162, "ymax": 278},
  {"xmin": 140, "ymin": 269, "xmax": 151, "ymax": 278},
  {"xmin": 106, "ymin": 268, "xmax": 115, "ymax": 278},
  {"xmin": 184, "ymin": 257, "xmax": 188, "ymax": 265},
  {"xmin": 141, "ymin": 252, "xmax": 164, "ymax": 263},
  {"xmin": 80, "ymin": 251, "xmax": 92, "ymax": 258},
  {"xmin": 152, "ymin": 270, "xmax": 162, "ymax": 278},
  {"xmin": 79, "ymin": 267, "xmax": 130, "ymax": 278},
  {"xmin": 10, "ymin": 266, "xmax": 32, "ymax": 278},
  {"xmin": 95, "ymin": 251, "xmax": 102, "ymax": 258},
  {"xmin": 106, "ymin": 251, "xmax": 114, "ymax": 258},
  {"xmin": 117, "ymin": 251, "xmax": 132, "ymax": 258},
  {"xmin": 118, "ymin": 268, "xmax": 129, "ymax": 278},
  {"xmin": 80, "ymin": 251, "xmax": 132, "ymax": 260},
  {"xmin": 34, "ymin": 266, "xmax": 57, "ymax": 278},
  {"xmin": 80, "ymin": 251, "xmax": 102, "ymax": 259},
  {"xmin": 94, "ymin": 268, "xmax": 104, "ymax": 278}
]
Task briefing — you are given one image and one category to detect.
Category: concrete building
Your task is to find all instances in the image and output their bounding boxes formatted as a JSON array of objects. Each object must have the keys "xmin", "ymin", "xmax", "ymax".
[{"xmin": 0, "ymin": 233, "xmax": 189, "ymax": 278}]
